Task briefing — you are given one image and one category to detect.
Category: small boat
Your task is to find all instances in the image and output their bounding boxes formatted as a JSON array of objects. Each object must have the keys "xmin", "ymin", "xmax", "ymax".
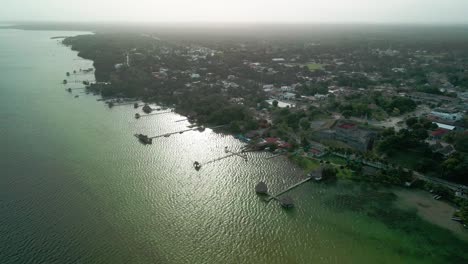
[
  {"xmin": 193, "ymin": 161, "xmax": 202, "ymax": 170},
  {"xmin": 135, "ymin": 113, "xmax": 141, "ymax": 119},
  {"xmin": 74, "ymin": 95, "xmax": 79, "ymax": 98},
  {"xmin": 135, "ymin": 134, "xmax": 152, "ymax": 145},
  {"xmin": 164, "ymin": 134, "xmax": 170, "ymax": 138},
  {"xmin": 133, "ymin": 103, "xmax": 139, "ymax": 108}
]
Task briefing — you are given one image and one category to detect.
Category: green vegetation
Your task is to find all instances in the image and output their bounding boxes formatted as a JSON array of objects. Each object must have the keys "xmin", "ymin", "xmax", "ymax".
[
  {"xmin": 326, "ymin": 188, "xmax": 468, "ymax": 263},
  {"xmin": 319, "ymin": 154, "xmax": 347, "ymax": 165},
  {"xmin": 290, "ymin": 155, "xmax": 320, "ymax": 171},
  {"xmin": 336, "ymin": 168, "xmax": 354, "ymax": 179},
  {"xmin": 306, "ymin": 63, "xmax": 324, "ymax": 71}
]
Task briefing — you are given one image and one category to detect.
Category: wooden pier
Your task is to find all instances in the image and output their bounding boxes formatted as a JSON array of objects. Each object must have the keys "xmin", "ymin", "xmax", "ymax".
[
  {"xmin": 136, "ymin": 111, "xmax": 173, "ymax": 118},
  {"xmin": 110, "ymin": 102, "xmax": 139, "ymax": 107},
  {"xmin": 265, "ymin": 177, "xmax": 312, "ymax": 202},
  {"xmin": 196, "ymin": 148, "xmax": 250, "ymax": 168},
  {"xmin": 225, "ymin": 147, "xmax": 248, "ymax": 161},
  {"xmin": 149, "ymin": 127, "xmax": 202, "ymax": 139}
]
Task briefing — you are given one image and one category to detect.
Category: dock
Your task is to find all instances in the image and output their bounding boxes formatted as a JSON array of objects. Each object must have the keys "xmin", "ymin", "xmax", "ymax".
[
  {"xmin": 265, "ymin": 177, "xmax": 312, "ymax": 202},
  {"xmin": 110, "ymin": 102, "xmax": 139, "ymax": 107},
  {"xmin": 225, "ymin": 147, "xmax": 248, "ymax": 161},
  {"xmin": 149, "ymin": 127, "xmax": 203, "ymax": 139},
  {"xmin": 136, "ymin": 111, "xmax": 173, "ymax": 118},
  {"xmin": 196, "ymin": 148, "xmax": 250, "ymax": 168}
]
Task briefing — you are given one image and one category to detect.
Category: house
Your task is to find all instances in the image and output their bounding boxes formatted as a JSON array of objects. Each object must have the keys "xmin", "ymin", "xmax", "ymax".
[
  {"xmin": 430, "ymin": 108, "xmax": 463, "ymax": 122},
  {"xmin": 280, "ymin": 92, "xmax": 296, "ymax": 100},
  {"xmin": 407, "ymin": 92, "xmax": 459, "ymax": 105},
  {"xmin": 280, "ymin": 86, "xmax": 294, "ymax": 92},
  {"xmin": 431, "ymin": 128, "xmax": 450, "ymax": 139},
  {"xmin": 430, "ymin": 142, "xmax": 456, "ymax": 157},
  {"xmin": 272, "ymin": 58, "xmax": 286, "ymax": 63}
]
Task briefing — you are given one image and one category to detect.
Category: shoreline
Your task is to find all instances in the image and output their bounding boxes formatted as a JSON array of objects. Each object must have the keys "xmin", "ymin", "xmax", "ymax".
[
  {"xmin": 393, "ymin": 188, "xmax": 468, "ymax": 241},
  {"xmin": 60, "ymin": 34, "xmax": 468, "ymax": 240}
]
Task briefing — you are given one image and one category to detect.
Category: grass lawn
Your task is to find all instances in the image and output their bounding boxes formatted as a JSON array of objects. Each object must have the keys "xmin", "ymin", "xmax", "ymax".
[
  {"xmin": 291, "ymin": 155, "xmax": 320, "ymax": 171},
  {"xmin": 337, "ymin": 168, "xmax": 354, "ymax": 179},
  {"xmin": 320, "ymin": 154, "xmax": 348, "ymax": 166},
  {"xmin": 306, "ymin": 63, "xmax": 324, "ymax": 71}
]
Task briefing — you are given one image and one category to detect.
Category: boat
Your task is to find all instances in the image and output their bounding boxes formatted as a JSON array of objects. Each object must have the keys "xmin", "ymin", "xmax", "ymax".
[
  {"xmin": 133, "ymin": 103, "xmax": 139, "ymax": 108},
  {"xmin": 135, "ymin": 113, "xmax": 141, "ymax": 119},
  {"xmin": 74, "ymin": 95, "xmax": 79, "ymax": 98},
  {"xmin": 193, "ymin": 161, "xmax": 202, "ymax": 170},
  {"xmin": 164, "ymin": 134, "xmax": 170, "ymax": 138},
  {"xmin": 135, "ymin": 134, "xmax": 152, "ymax": 144}
]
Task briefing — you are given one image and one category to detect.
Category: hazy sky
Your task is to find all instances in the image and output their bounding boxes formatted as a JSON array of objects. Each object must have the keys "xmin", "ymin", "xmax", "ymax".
[{"xmin": 2, "ymin": 0, "xmax": 468, "ymax": 23}]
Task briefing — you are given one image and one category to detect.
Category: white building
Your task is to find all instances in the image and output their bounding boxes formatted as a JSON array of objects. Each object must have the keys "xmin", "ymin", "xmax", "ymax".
[
  {"xmin": 272, "ymin": 58, "xmax": 286, "ymax": 62},
  {"xmin": 280, "ymin": 86, "xmax": 294, "ymax": 92},
  {"xmin": 431, "ymin": 108, "xmax": 463, "ymax": 122},
  {"xmin": 280, "ymin": 92, "xmax": 296, "ymax": 100}
]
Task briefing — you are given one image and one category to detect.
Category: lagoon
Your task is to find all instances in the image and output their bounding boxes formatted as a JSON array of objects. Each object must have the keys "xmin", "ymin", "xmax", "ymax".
[{"xmin": 1, "ymin": 29, "xmax": 467, "ymax": 264}]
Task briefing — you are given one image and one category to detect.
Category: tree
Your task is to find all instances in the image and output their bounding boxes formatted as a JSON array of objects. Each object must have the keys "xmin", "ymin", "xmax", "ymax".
[
  {"xmin": 300, "ymin": 118, "xmax": 311, "ymax": 130},
  {"xmin": 322, "ymin": 165, "xmax": 337, "ymax": 179},
  {"xmin": 454, "ymin": 134, "xmax": 468, "ymax": 153},
  {"xmin": 406, "ymin": 117, "xmax": 419, "ymax": 128},
  {"xmin": 272, "ymin": 100, "xmax": 279, "ymax": 108},
  {"xmin": 342, "ymin": 110, "xmax": 352, "ymax": 118}
]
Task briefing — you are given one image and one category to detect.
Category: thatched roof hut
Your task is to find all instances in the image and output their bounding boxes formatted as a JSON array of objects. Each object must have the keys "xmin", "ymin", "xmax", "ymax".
[
  {"xmin": 142, "ymin": 104, "xmax": 152, "ymax": 114},
  {"xmin": 255, "ymin": 182, "xmax": 268, "ymax": 194},
  {"xmin": 279, "ymin": 196, "xmax": 294, "ymax": 208}
]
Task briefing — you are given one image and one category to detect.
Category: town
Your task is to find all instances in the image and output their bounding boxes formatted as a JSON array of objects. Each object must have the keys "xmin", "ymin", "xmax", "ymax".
[{"xmin": 62, "ymin": 26, "xmax": 468, "ymax": 223}]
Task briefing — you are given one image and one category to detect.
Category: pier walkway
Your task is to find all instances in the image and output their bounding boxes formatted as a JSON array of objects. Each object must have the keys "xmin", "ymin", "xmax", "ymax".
[
  {"xmin": 266, "ymin": 177, "xmax": 312, "ymax": 202},
  {"xmin": 150, "ymin": 127, "xmax": 199, "ymax": 139},
  {"xmin": 138, "ymin": 111, "xmax": 173, "ymax": 118},
  {"xmin": 200, "ymin": 149, "xmax": 249, "ymax": 167}
]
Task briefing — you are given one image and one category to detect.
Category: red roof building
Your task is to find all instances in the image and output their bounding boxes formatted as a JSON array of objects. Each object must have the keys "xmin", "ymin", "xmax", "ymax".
[{"xmin": 431, "ymin": 128, "xmax": 450, "ymax": 138}]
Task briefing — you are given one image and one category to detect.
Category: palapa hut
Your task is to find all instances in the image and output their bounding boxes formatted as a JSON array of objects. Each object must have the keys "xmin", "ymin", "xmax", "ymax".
[
  {"xmin": 142, "ymin": 104, "xmax": 152, "ymax": 114},
  {"xmin": 279, "ymin": 196, "xmax": 294, "ymax": 208},
  {"xmin": 255, "ymin": 182, "xmax": 268, "ymax": 194}
]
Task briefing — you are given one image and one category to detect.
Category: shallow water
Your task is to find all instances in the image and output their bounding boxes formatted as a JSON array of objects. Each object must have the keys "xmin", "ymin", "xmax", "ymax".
[{"xmin": 1, "ymin": 29, "xmax": 467, "ymax": 264}]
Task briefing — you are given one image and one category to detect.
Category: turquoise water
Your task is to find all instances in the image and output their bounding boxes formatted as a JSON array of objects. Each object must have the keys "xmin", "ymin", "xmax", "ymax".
[{"xmin": 1, "ymin": 29, "xmax": 467, "ymax": 264}]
